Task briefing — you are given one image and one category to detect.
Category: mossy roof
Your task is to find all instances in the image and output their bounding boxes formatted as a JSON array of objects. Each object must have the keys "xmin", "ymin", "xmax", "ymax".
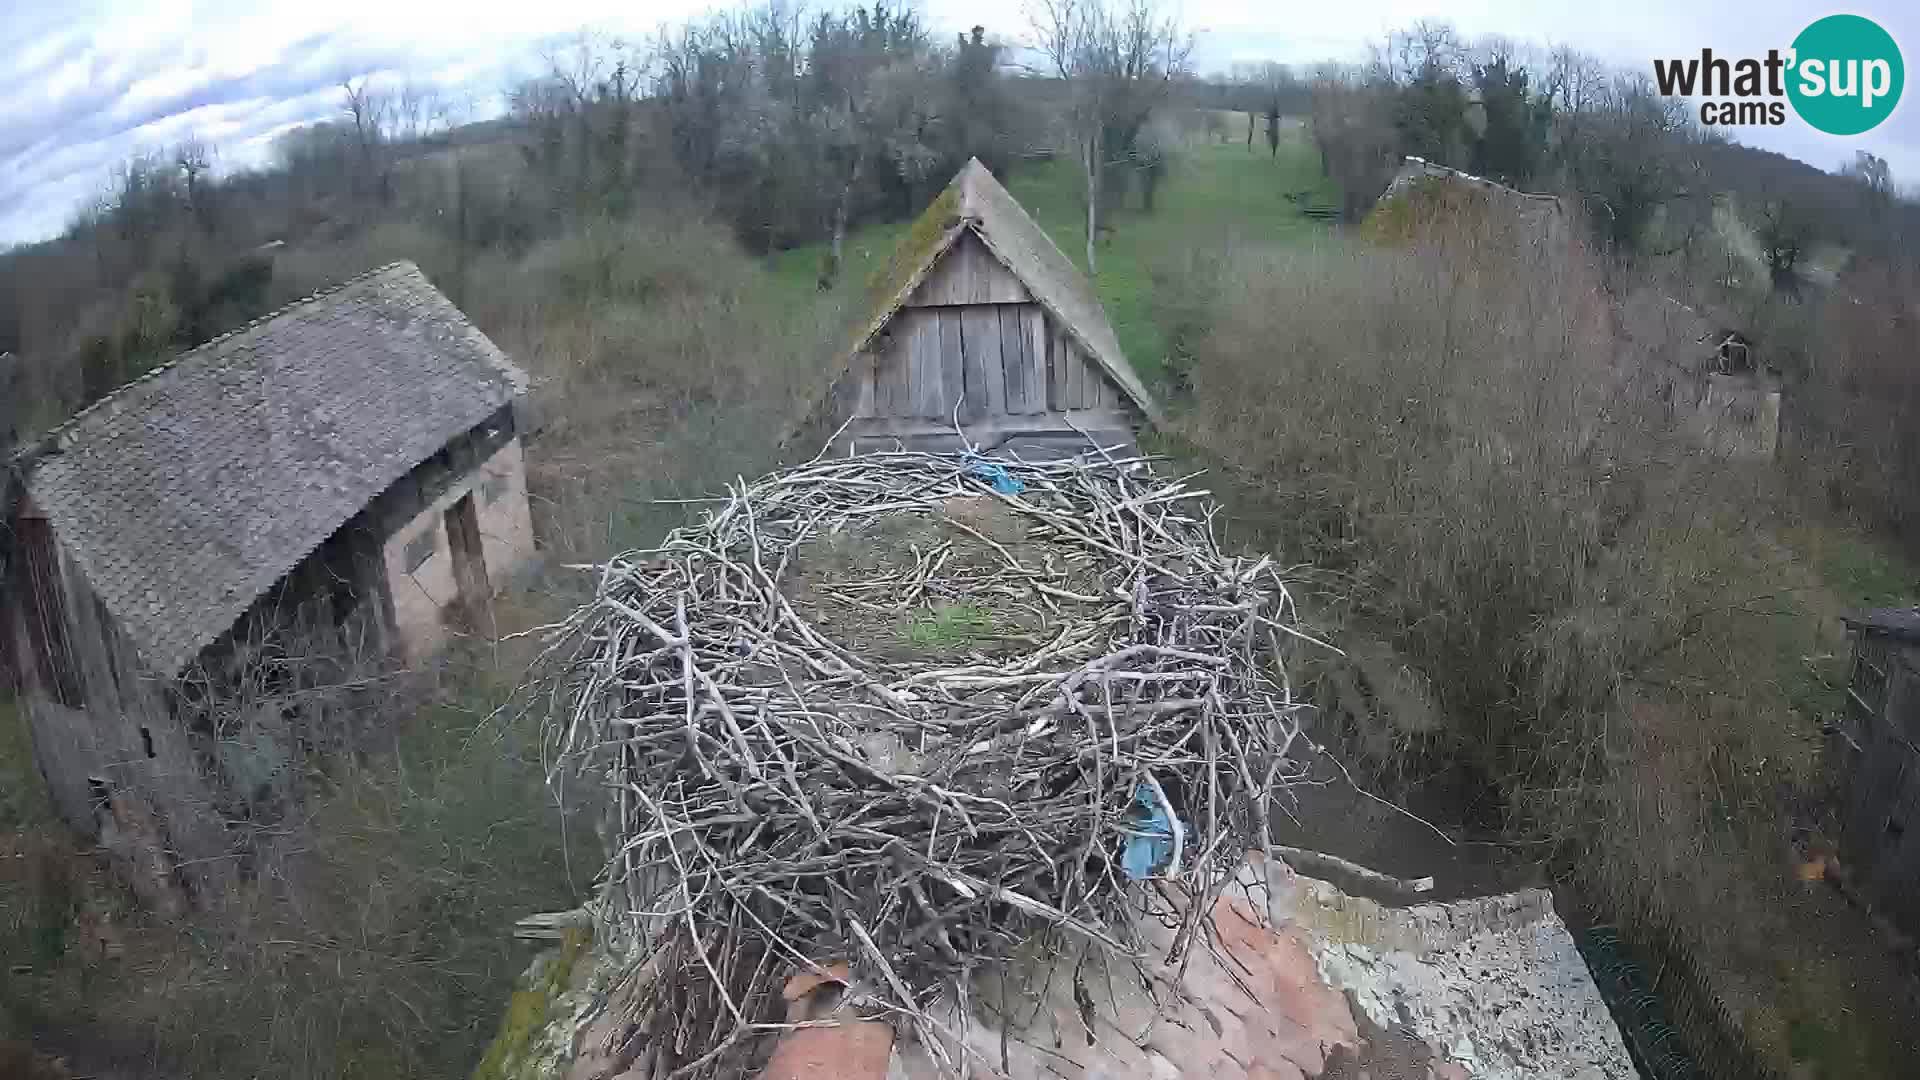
[{"xmin": 835, "ymin": 158, "xmax": 1160, "ymax": 425}]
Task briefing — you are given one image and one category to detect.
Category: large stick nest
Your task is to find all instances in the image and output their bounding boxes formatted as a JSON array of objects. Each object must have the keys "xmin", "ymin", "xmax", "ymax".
[{"xmin": 532, "ymin": 450, "xmax": 1325, "ymax": 1077}]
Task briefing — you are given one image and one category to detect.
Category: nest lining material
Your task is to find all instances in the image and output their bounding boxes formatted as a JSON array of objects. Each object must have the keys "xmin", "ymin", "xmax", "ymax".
[{"xmin": 533, "ymin": 450, "xmax": 1327, "ymax": 1077}]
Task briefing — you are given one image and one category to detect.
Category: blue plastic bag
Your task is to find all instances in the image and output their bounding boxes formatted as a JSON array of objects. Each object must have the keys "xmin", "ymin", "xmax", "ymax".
[
  {"xmin": 963, "ymin": 454, "xmax": 1025, "ymax": 495},
  {"xmin": 1122, "ymin": 782, "xmax": 1178, "ymax": 880}
]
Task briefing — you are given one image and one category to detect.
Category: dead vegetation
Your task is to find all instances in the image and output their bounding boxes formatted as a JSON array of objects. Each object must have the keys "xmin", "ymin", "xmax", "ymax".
[
  {"xmin": 1, "ymin": 646, "xmax": 594, "ymax": 1080},
  {"xmin": 1789, "ymin": 258, "xmax": 1920, "ymax": 562},
  {"xmin": 1172, "ymin": 204, "xmax": 1916, "ymax": 1074},
  {"xmin": 528, "ymin": 451, "xmax": 1325, "ymax": 1077},
  {"xmin": 1, "ymin": 187, "xmax": 848, "ymax": 1077}
]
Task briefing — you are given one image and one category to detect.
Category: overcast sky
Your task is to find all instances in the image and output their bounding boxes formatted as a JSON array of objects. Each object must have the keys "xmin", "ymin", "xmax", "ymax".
[{"xmin": 3, "ymin": 0, "xmax": 1915, "ymax": 247}]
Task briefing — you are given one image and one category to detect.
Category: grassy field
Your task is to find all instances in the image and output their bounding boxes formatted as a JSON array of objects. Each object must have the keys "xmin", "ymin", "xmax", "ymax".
[{"xmin": 769, "ymin": 127, "xmax": 1336, "ymax": 387}]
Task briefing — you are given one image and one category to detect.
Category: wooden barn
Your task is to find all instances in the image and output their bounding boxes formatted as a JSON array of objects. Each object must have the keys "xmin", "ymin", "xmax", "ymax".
[
  {"xmin": 0, "ymin": 262, "xmax": 535, "ymax": 910},
  {"xmin": 811, "ymin": 158, "xmax": 1160, "ymax": 458},
  {"xmin": 1838, "ymin": 606, "xmax": 1920, "ymax": 934}
]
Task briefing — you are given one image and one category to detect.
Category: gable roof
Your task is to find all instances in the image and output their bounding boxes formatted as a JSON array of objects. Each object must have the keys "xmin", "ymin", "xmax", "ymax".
[
  {"xmin": 845, "ymin": 158, "xmax": 1160, "ymax": 424},
  {"xmin": 23, "ymin": 261, "xmax": 526, "ymax": 677}
]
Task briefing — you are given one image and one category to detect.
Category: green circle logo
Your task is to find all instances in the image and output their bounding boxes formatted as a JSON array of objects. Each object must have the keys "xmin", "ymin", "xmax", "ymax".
[{"xmin": 1788, "ymin": 15, "xmax": 1903, "ymax": 135}]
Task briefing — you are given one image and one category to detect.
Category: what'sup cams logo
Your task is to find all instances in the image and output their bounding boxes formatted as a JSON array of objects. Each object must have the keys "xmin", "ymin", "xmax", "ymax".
[{"xmin": 1653, "ymin": 14, "xmax": 1903, "ymax": 134}]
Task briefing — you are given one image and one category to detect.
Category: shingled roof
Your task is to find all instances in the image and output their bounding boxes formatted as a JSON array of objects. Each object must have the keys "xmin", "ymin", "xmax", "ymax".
[
  {"xmin": 844, "ymin": 158, "xmax": 1160, "ymax": 422},
  {"xmin": 1845, "ymin": 607, "xmax": 1920, "ymax": 645},
  {"xmin": 24, "ymin": 261, "xmax": 526, "ymax": 677}
]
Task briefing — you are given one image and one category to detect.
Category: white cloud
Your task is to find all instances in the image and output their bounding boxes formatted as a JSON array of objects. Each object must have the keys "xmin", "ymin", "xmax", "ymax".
[{"xmin": 3, "ymin": 0, "xmax": 1917, "ymax": 246}]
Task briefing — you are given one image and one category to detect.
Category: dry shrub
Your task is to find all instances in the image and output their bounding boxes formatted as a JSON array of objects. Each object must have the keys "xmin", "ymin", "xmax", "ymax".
[
  {"xmin": 111, "ymin": 659, "xmax": 587, "ymax": 1080},
  {"xmin": 4, "ymin": 622, "xmax": 590, "ymax": 1078},
  {"xmin": 1176, "ymin": 208, "xmax": 1910, "ymax": 1071},
  {"xmin": 459, "ymin": 205, "xmax": 845, "ymax": 561},
  {"xmin": 1791, "ymin": 259, "xmax": 1920, "ymax": 560},
  {"xmin": 265, "ymin": 221, "xmax": 461, "ymax": 304},
  {"xmin": 1307, "ymin": 73, "xmax": 1399, "ymax": 223}
]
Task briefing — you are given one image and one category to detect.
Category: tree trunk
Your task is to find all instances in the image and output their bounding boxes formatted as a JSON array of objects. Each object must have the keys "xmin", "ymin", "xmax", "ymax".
[
  {"xmin": 1085, "ymin": 126, "xmax": 1101, "ymax": 275},
  {"xmin": 822, "ymin": 185, "xmax": 852, "ymax": 291},
  {"xmin": 820, "ymin": 157, "xmax": 861, "ymax": 291}
]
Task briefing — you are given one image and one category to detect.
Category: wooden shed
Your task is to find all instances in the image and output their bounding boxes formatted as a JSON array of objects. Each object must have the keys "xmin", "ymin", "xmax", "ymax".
[
  {"xmin": 811, "ymin": 158, "xmax": 1159, "ymax": 459},
  {"xmin": 1838, "ymin": 606, "xmax": 1920, "ymax": 934},
  {"xmin": 1, "ymin": 262, "xmax": 535, "ymax": 911}
]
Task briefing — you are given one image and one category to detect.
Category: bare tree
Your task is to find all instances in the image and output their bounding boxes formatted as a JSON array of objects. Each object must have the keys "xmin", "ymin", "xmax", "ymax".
[
  {"xmin": 174, "ymin": 138, "xmax": 215, "ymax": 231},
  {"xmin": 1378, "ymin": 19, "xmax": 1462, "ymax": 86},
  {"xmin": 1231, "ymin": 61, "xmax": 1295, "ymax": 158},
  {"xmin": 1307, "ymin": 64, "xmax": 1400, "ymax": 222},
  {"xmin": 1843, "ymin": 150, "xmax": 1895, "ymax": 226},
  {"xmin": 338, "ymin": 73, "xmax": 451, "ymax": 194},
  {"xmin": 1756, "ymin": 197, "xmax": 1809, "ymax": 296},
  {"xmin": 1476, "ymin": 34, "xmax": 1520, "ymax": 72},
  {"xmin": 392, "ymin": 78, "xmax": 452, "ymax": 144},
  {"xmin": 1029, "ymin": 0, "xmax": 1191, "ymax": 273},
  {"xmin": 1542, "ymin": 45, "xmax": 1607, "ymax": 123},
  {"xmin": 341, "ymin": 76, "xmax": 394, "ymax": 203},
  {"xmin": 1847, "ymin": 150, "xmax": 1893, "ymax": 194},
  {"xmin": 510, "ymin": 31, "xmax": 647, "ymax": 210},
  {"xmin": 101, "ymin": 152, "xmax": 180, "ymax": 273},
  {"xmin": 1556, "ymin": 73, "xmax": 1698, "ymax": 257}
]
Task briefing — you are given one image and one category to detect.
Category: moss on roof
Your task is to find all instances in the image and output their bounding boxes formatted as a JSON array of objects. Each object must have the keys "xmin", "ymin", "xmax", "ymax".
[
  {"xmin": 851, "ymin": 180, "xmax": 964, "ymax": 353},
  {"xmin": 788, "ymin": 158, "xmax": 1161, "ymax": 450}
]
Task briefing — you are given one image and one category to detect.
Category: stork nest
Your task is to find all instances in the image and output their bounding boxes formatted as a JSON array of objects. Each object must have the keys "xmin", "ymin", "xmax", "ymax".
[{"xmin": 530, "ymin": 450, "xmax": 1327, "ymax": 1078}]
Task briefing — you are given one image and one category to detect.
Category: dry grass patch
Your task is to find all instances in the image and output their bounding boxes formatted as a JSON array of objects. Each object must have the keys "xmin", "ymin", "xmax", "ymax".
[{"xmin": 785, "ymin": 497, "xmax": 1069, "ymax": 665}]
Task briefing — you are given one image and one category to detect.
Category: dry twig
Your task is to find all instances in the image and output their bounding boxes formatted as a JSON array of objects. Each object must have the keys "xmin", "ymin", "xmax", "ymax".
[{"xmin": 526, "ymin": 451, "xmax": 1325, "ymax": 1077}]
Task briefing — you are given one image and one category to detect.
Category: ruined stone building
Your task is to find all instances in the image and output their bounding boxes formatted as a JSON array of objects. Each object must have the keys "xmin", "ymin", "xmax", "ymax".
[
  {"xmin": 807, "ymin": 158, "xmax": 1160, "ymax": 459},
  {"xmin": 1376, "ymin": 155, "xmax": 1567, "ymax": 246},
  {"xmin": 1619, "ymin": 292, "xmax": 1783, "ymax": 461},
  {"xmin": 0, "ymin": 261, "xmax": 533, "ymax": 907}
]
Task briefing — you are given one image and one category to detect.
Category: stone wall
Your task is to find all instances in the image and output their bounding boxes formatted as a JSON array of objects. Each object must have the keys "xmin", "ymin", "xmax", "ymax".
[{"xmin": 381, "ymin": 434, "xmax": 536, "ymax": 661}]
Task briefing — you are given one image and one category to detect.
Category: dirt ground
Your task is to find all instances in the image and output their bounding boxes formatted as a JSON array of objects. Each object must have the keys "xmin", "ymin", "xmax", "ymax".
[{"xmin": 1269, "ymin": 741, "xmax": 1540, "ymax": 905}]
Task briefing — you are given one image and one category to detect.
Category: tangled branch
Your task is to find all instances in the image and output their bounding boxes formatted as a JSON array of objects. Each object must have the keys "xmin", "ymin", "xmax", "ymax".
[{"xmin": 529, "ymin": 450, "xmax": 1326, "ymax": 1077}]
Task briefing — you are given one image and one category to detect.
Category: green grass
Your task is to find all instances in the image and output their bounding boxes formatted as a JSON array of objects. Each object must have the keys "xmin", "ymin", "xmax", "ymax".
[
  {"xmin": 907, "ymin": 603, "xmax": 996, "ymax": 650},
  {"xmin": 0, "ymin": 694, "xmax": 53, "ymax": 830},
  {"xmin": 1787, "ymin": 1013, "xmax": 1845, "ymax": 1073},
  {"xmin": 1, "ymin": 692, "xmax": 77, "ymax": 1045},
  {"xmin": 1806, "ymin": 529, "xmax": 1920, "ymax": 610},
  {"xmin": 769, "ymin": 128, "xmax": 1335, "ymax": 388},
  {"xmin": 1764, "ymin": 524, "xmax": 1920, "ymax": 726}
]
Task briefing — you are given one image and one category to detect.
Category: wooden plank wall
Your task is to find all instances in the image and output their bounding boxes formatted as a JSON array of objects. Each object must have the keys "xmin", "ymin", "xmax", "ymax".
[
  {"xmin": 10, "ymin": 523, "xmax": 239, "ymax": 903},
  {"xmin": 1846, "ymin": 637, "xmax": 1920, "ymax": 936},
  {"xmin": 856, "ymin": 305, "xmax": 1122, "ymax": 423},
  {"xmin": 909, "ymin": 233, "xmax": 1031, "ymax": 307},
  {"xmin": 840, "ymin": 229, "xmax": 1136, "ymax": 456}
]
